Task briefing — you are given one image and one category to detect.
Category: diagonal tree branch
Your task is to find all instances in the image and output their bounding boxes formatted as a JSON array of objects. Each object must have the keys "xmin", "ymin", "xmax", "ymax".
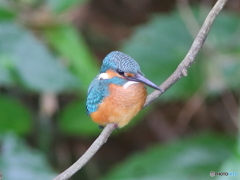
[
  {"xmin": 54, "ymin": 123, "xmax": 116, "ymax": 180},
  {"xmin": 144, "ymin": 0, "xmax": 228, "ymax": 107},
  {"xmin": 53, "ymin": 0, "xmax": 228, "ymax": 179}
]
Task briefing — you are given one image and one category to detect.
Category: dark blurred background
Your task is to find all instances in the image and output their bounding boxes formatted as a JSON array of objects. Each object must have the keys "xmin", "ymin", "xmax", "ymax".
[{"xmin": 0, "ymin": 0, "xmax": 240, "ymax": 180}]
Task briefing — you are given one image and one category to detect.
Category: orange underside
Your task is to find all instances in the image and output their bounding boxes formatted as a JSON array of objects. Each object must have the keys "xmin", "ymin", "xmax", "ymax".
[{"xmin": 90, "ymin": 82, "xmax": 147, "ymax": 128}]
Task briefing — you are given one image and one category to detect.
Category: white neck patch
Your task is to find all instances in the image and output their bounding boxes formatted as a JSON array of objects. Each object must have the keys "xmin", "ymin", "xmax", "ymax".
[
  {"xmin": 123, "ymin": 81, "xmax": 139, "ymax": 89},
  {"xmin": 98, "ymin": 73, "xmax": 109, "ymax": 80}
]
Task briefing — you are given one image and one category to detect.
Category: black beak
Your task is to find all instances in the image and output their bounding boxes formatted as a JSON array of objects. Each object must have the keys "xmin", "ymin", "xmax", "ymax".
[{"xmin": 126, "ymin": 73, "xmax": 163, "ymax": 92}]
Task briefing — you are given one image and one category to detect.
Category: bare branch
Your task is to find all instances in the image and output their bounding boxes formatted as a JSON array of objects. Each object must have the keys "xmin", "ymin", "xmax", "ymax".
[
  {"xmin": 53, "ymin": 0, "xmax": 228, "ymax": 179},
  {"xmin": 53, "ymin": 124, "xmax": 116, "ymax": 180}
]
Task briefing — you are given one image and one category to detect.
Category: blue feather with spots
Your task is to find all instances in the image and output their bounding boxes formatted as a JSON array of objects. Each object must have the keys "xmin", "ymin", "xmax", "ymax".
[{"xmin": 101, "ymin": 51, "xmax": 143, "ymax": 75}]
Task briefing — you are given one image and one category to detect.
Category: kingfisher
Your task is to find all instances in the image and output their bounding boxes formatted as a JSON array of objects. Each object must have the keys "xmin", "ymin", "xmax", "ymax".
[{"xmin": 86, "ymin": 51, "xmax": 162, "ymax": 128}]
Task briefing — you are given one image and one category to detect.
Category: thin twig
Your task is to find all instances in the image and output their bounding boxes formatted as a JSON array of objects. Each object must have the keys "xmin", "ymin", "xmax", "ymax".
[
  {"xmin": 177, "ymin": 0, "xmax": 201, "ymax": 37},
  {"xmin": 144, "ymin": 0, "xmax": 228, "ymax": 107},
  {"xmin": 54, "ymin": 124, "xmax": 116, "ymax": 180},
  {"xmin": 175, "ymin": 85, "xmax": 206, "ymax": 133},
  {"xmin": 53, "ymin": 0, "xmax": 228, "ymax": 179},
  {"xmin": 221, "ymin": 89, "xmax": 239, "ymax": 127}
]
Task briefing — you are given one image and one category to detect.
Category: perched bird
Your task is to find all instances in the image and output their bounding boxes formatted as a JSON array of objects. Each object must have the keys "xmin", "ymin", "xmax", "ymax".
[{"xmin": 86, "ymin": 51, "xmax": 162, "ymax": 128}]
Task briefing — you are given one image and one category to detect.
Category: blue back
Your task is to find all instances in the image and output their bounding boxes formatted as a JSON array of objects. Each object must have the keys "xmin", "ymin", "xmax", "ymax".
[{"xmin": 86, "ymin": 51, "xmax": 142, "ymax": 115}]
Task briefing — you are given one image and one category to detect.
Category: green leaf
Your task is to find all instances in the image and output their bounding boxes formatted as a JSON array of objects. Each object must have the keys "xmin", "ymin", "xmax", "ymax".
[
  {"xmin": 0, "ymin": 133, "xmax": 56, "ymax": 180},
  {"xmin": 204, "ymin": 53, "xmax": 240, "ymax": 94},
  {"xmin": 0, "ymin": 66, "xmax": 12, "ymax": 85},
  {"xmin": 47, "ymin": 0, "xmax": 88, "ymax": 13},
  {"xmin": 203, "ymin": 11, "xmax": 240, "ymax": 93},
  {"xmin": 0, "ymin": 0, "xmax": 16, "ymax": 20},
  {"xmin": 59, "ymin": 100, "xmax": 99, "ymax": 136},
  {"xmin": 208, "ymin": 11, "xmax": 240, "ymax": 52},
  {"xmin": 216, "ymin": 132, "xmax": 240, "ymax": 180},
  {"xmin": 121, "ymin": 13, "xmax": 203, "ymax": 101},
  {"xmin": 0, "ymin": 21, "xmax": 79, "ymax": 92},
  {"xmin": 45, "ymin": 25, "xmax": 99, "ymax": 92},
  {"xmin": 103, "ymin": 133, "xmax": 235, "ymax": 180},
  {"xmin": 0, "ymin": 8, "xmax": 15, "ymax": 20},
  {"xmin": 121, "ymin": 8, "xmax": 240, "ymax": 100},
  {"xmin": 216, "ymin": 156, "xmax": 240, "ymax": 180},
  {"xmin": 0, "ymin": 56, "xmax": 15, "ymax": 85},
  {"xmin": 0, "ymin": 96, "xmax": 31, "ymax": 135}
]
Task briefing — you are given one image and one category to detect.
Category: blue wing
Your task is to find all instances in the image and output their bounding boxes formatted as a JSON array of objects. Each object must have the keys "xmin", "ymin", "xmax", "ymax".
[
  {"xmin": 86, "ymin": 76, "xmax": 107, "ymax": 115},
  {"xmin": 86, "ymin": 75, "xmax": 127, "ymax": 115}
]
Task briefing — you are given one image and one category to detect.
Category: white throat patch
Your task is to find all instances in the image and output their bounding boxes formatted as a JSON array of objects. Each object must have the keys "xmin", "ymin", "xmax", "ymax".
[
  {"xmin": 123, "ymin": 81, "xmax": 139, "ymax": 89},
  {"xmin": 98, "ymin": 73, "xmax": 109, "ymax": 80}
]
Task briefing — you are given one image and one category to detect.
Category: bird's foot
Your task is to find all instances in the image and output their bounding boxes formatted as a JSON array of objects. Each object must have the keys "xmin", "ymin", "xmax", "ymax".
[
  {"xmin": 98, "ymin": 125, "xmax": 104, "ymax": 129},
  {"xmin": 98, "ymin": 124, "xmax": 119, "ymax": 130},
  {"xmin": 113, "ymin": 123, "xmax": 119, "ymax": 130}
]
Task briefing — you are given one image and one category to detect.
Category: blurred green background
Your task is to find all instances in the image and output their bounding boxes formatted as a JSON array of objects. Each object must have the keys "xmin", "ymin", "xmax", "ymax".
[{"xmin": 0, "ymin": 0, "xmax": 240, "ymax": 179}]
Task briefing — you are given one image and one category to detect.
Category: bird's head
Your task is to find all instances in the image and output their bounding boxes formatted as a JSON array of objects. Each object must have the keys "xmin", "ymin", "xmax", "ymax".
[{"xmin": 98, "ymin": 51, "xmax": 162, "ymax": 91}]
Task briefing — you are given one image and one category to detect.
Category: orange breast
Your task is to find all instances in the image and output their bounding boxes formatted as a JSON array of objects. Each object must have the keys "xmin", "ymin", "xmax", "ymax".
[{"xmin": 90, "ymin": 82, "xmax": 147, "ymax": 128}]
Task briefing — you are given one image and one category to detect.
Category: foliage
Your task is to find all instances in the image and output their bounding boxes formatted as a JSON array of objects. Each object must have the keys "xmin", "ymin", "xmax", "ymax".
[
  {"xmin": 0, "ymin": 1, "xmax": 239, "ymax": 180},
  {"xmin": 121, "ymin": 8, "xmax": 240, "ymax": 99},
  {"xmin": 47, "ymin": 0, "xmax": 88, "ymax": 13},
  {"xmin": 58, "ymin": 100, "xmax": 97, "ymax": 136},
  {"xmin": 0, "ymin": 133, "xmax": 56, "ymax": 180},
  {"xmin": 0, "ymin": 21, "xmax": 79, "ymax": 92},
  {"xmin": 45, "ymin": 25, "xmax": 98, "ymax": 92},
  {"xmin": 103, "ymin": 133, "xmax": 237, "ymax": 180},
  {"xmin": 0, "ymin": 96, "xmax": 31, "ymax": 135},
  {"xmin": 216, "ymin": 133, "xmax": 240, "ymax": 180}
]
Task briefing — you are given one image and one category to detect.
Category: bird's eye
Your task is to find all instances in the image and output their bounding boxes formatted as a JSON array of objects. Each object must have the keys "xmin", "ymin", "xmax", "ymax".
[{"xmin": 117, "ymin": 69, "xmax": 125, "ymax": 76}]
